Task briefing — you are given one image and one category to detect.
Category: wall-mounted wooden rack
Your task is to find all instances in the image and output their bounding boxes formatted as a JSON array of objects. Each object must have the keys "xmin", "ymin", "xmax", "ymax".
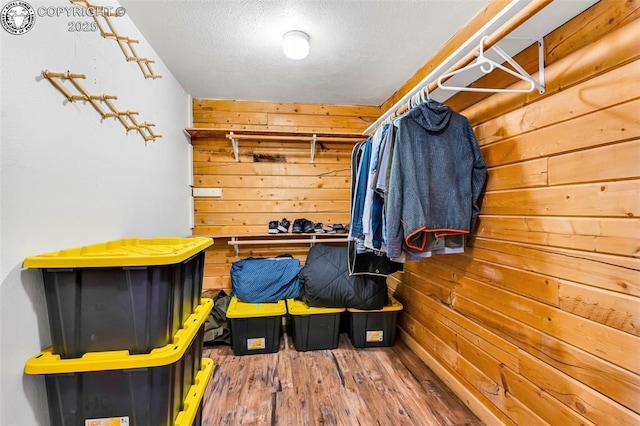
[
  {"xmin": 184, "ymin": 127, "xmax": 365, "ymax": 162},
  {"xmin": 70, "ymin": 0, "xmax": 162, "ymax": 79},
  {"xmin": 43, "ymin": 70, "xmax": 161, "ymax": 142},
  {"xmin": 205, "ymin": 233, "xmax": 349, "ymax": 256}
]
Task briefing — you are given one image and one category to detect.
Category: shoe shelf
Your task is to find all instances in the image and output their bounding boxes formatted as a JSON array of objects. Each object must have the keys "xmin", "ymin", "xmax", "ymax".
[
  {"xmin": 207, "ymin": 233, "xmax": 349, "ymax": 256},
  {"xmin": 184, "ymin": 127, "xmax": 365, "ymax": 163}
]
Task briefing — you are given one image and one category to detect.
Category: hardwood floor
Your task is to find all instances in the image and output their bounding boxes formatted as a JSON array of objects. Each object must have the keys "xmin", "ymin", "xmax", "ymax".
[{"xmin": 202, "ymin": 332, "xmax": 483, "ymax": 425}]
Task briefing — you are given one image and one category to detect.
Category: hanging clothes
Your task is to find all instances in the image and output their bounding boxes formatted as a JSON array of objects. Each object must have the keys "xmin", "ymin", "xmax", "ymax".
[
  {"xmin": 386, "ymin": 100, "xmax": 487, "ymax": 259},
  {"xmin": 349, "ymin": 128, "xmax": 404, "ymax": 277}
]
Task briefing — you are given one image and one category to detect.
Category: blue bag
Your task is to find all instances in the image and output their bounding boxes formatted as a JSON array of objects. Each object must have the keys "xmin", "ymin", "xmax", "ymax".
[{"xmin": 231, "ymin": 255, "xmax": 302, "ymax": 303}]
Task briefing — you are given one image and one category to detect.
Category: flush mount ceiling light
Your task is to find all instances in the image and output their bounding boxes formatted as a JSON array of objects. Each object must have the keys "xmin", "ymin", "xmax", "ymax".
[{"xmin": 283, "ymin": 30, "xmax": 309, "ymax": 60}]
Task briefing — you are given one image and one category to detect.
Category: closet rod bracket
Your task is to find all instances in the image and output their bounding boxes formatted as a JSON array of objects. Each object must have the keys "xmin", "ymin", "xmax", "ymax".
[{"xmin": 537, "ymin": 38, "xmax": 545, "ymax": 94}]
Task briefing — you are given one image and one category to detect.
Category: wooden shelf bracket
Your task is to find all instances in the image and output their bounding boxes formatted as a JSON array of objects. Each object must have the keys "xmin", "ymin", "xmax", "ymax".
[
  {"xmin": 229, "ymin": 132, "xmax": 240, "ymax": 162},
  {"xmin": 310, "ymin": 133, "xmax": 317, "ymax": 163},
  {"xmin": 43, "ymin": 70, "xmax": 162, "ymax": 142},
  {"xmin": 70, "ymin": 0, "xmax": 162, "ymax": 79},
  {"xmin": 222, "ymin": 131, "xmax": 364, "ymax": 163}
]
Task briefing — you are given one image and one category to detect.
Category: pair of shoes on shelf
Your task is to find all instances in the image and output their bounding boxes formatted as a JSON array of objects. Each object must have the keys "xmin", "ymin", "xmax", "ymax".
[
  {"xmin": 313, "ymin": 223, "xmax": 337, "ymax": 233},
  {"xmin": 332, "ymin": 224, "xmax": 348, "ymax": 234},
  {"xmin": 268, "ymin": 218, "xmax": 291, "ymax": 234},
  {"xmin": 292, "ymin": 218, "xmax": 315, "ymax": 234}
]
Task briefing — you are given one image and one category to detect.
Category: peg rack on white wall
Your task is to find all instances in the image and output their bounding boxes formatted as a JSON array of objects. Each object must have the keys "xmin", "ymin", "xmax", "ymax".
[
  {"xmin": 43, "ymin": 70, "xmax": 162, "ymax": 142},
  {"xmin": 70, "ymin": 0, "xmax": 162, "ymax": 79}
]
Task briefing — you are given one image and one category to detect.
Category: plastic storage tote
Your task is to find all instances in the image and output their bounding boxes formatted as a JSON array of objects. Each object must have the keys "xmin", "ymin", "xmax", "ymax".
[
  {"xmin": 286, "ymin": 299, "xmax": 344, "ymax": 351},
  {"xmin": 24, "ymin": 299, "xmax": 213, "ymax": 426},
  {"xmin": 175, "ymin": 357, "xmax": 214, "ymax": 426},
  {"xmin": 23, "ymin": 237, "xmax": 212, "ymax": 358},
  {"xmin": 226, "ymin": 296, "xmax": 286, "ymax": 356},
  {"xmin": 347, "ymin": 297, "xmax": 403, "ymax": 348}
]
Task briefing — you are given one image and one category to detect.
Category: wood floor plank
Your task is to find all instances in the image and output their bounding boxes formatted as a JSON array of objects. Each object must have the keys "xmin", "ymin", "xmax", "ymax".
[{"xmin": 202, "ymin": 332, "xmax": 483, "ymax": 425}]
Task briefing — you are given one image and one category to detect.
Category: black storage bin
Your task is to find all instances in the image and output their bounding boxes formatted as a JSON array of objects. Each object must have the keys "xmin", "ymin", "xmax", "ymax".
[
  {"xmin": 24, "ymin": 299, "xmax": 213, "ymax": 426},
  {"xmin": 226, "ymin": 297, "xmax": 286, "ymax": 356},
  {"xmin": 23, "ymin": 238, "xmax": 211, "ymax": 358},
  {"xmin": 287, "ymin": 299, "xmax": 344, "ymax": 351},
  {"xmin": 347, "ymin": 297, "xmax": 403, "ymax": 348}
]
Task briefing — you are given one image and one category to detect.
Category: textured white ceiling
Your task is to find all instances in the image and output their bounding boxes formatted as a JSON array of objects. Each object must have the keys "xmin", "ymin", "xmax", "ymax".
[{"xmin": 119, "ymin": 0, "xmax": 598, "ymax": 106}]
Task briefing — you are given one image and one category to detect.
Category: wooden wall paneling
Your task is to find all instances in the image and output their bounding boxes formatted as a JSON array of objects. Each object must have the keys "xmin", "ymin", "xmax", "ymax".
[
  {"xmin": 196, "ymin": 175, "xmax": 350, "ymax": 190},
  {"xmin": 516, "ymin": 349, "xmax": 639, "ymax": 425},
  {"xmin": 463, "ymin": 16, "xmax": 640, "ymax": 126},
  {"xmin": 194, "ymin": 98, "xmax": 381, "ymax": 117},
  {"xmin": 558, "ymin": 280, "xmax": 639, "ymax": 337},
  {"xmin": 542, "ymin": 0, "xmax": 640, "ymax": 65},
  {"xmin": 480, "ymin": 180, "xmax": 639, "ymax": 217},
  {"xmin": 266, "ymin": 113, "xmax": 375, "ymax": 129},
  {"xmin": 467, "ymin": 239, "xmax": 639, "ymax": 296},
  {"xmin": 194, "ymin": 213, "xmax": 351, "ymax": 227},
  {"xmin": 498, "ymin": 366, "xmax": 598, "ymax": 426},
  {"xmin": 547, "ymin": 139, "xmax": 640, "ymax": 185},
  {"xmin": 397, "ymin": 313, "xmax": 512, "ymax": 425},
  {"xmin": 394, "ymin": 269, "xmax": 521, "ymax": 373},
  {"xmin": 384, "ymin": 4, "xmax": 640, "ymax": 425},
  {"xmin": 194, "ymin": 200, "xmax": 351, "ymax": 214},
  {"xmin": 445, "ymin": 0, "xmax": 640, "ymax": 115},
  {"xmin": 449, "ymin": 271, "xmax": 638, "ymax": 375},
  {"xmin": 473, "ymin": 60, "xmax": 640, "ymax": 146},
  {"xmin": 450, "ymin": 293, "xmax": 639, "ymax": 415},
  {"xmin": 400, "ymin": 298, "xmax": 546, "ymax": 426},
  {"xmin": 397, "ymin": 327, "xmax": 507, "ymax": 426},
  {"xmin": 421, "ymin": 254, "xmax": 560, "ymax": 305},
  {"xmin": 481, "ymin": 99, "xmax": 640, "ymax": 168},
  {"xmin": 475, "ymin": 216, "xmax": 640, "ymax": 258},
  {"xmin": 192, "ymin": 110, "xmax": 269, "ymax": 125},
  {"xmin": 192, "ymin": 142, "xmax": 354, "ymax": 164},
  {"xmin": 193, "ymin": 162, "xmax": 350, "ymax": 176},
  {"xmin": 485, "ymin": 158, "xmax": 548, "ymax": 191},
  {"xmin": 192, "ymin": 189, "xmax": 351, "ymax": 202}
]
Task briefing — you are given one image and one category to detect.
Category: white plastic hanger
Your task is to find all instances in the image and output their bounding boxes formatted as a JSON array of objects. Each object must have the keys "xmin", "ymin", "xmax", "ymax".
[{"xmin": 437, "ymin": 36, "xmax": 545, "ymax": 94}]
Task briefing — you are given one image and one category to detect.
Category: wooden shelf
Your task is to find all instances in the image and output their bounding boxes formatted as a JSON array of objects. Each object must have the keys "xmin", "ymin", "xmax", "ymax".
[
  {"xmin": 184, "ymin": 127, "xmax": 366, "ymax": 139},
  {"xmin": 184, "ymin": 127, "xmax": 365, "ymax": 162},
  {"xmin": 203, "ymin": 233, "xmax": 349, "ymax": 256}
]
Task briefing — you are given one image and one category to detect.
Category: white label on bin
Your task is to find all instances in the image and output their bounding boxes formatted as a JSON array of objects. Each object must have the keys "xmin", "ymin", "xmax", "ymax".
[
  {"xmin": 366, "ymin": 330, "xmax": 384, "ymax": 342},
  {"xmin": 247, "ymin": 338, "xmax": 266, "ymax": 350},
  {"xmin": 85, "ymin": 417, "xmax": 129, "ymax": 426}
]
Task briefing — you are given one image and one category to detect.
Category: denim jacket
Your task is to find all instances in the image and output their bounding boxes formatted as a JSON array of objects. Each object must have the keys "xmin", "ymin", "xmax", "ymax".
[{"xmin": 386, "ymin": 101, "xmax": 487, "ymax": 258}]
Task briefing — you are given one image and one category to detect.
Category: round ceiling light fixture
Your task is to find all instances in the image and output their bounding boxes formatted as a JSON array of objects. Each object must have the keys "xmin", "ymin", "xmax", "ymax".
[{"xmin": 283, "ymin": 30, "xmax": 309, "ymax": 60}]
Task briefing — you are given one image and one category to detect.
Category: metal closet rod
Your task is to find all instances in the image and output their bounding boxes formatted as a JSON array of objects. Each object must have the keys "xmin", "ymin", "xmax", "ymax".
[{"xmin": 366, "ymin": 0, "xmax": 553, "ymax": 134}]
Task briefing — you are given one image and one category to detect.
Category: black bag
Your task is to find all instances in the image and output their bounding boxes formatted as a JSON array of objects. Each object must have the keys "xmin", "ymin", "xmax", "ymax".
[
  {"xmin": 300, "ymin": 245, "xmax": 388, "ymax": 310},
  {"xmin": 348, "ymin": 240, "xmax": 404, "ymax": 276}
]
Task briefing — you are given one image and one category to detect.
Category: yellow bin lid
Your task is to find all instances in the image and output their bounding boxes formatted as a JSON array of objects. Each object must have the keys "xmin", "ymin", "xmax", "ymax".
[
  {"xmin": 175, "ymin": 357, "xmax": 214, "ymax": 426},
  {"xmin": 24, "ymin": 298, "xmax": 213, "ymax": 375},
  {"xmin": 347, "ymin": 296, "xmax": 403, "ymax": 313},
  {"xmin": 23, "ymin": 237, "xmax": 213, "ymax": 268},
  {"xmin": 226, "ymin": 297, "xmax": 286, "ymax": 318},
  {"xmin": 287, "ymin": 299, "xmax": 345, "ymax": 315}
]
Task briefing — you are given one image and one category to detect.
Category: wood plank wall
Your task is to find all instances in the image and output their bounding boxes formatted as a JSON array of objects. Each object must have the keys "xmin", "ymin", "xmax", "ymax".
[
  {"xmin": 190, "ymin": 100, "xmax": 378, "ymax": 291},
  {"xmin": 387, "ymin": 1, "xmax": 640, "ymax": 425}
]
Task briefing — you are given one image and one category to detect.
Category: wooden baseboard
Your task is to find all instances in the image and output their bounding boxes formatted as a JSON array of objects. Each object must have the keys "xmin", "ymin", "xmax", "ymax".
[{"xmin": 398, "ymin": 327, "xmax": 504, "ymax": 426}]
